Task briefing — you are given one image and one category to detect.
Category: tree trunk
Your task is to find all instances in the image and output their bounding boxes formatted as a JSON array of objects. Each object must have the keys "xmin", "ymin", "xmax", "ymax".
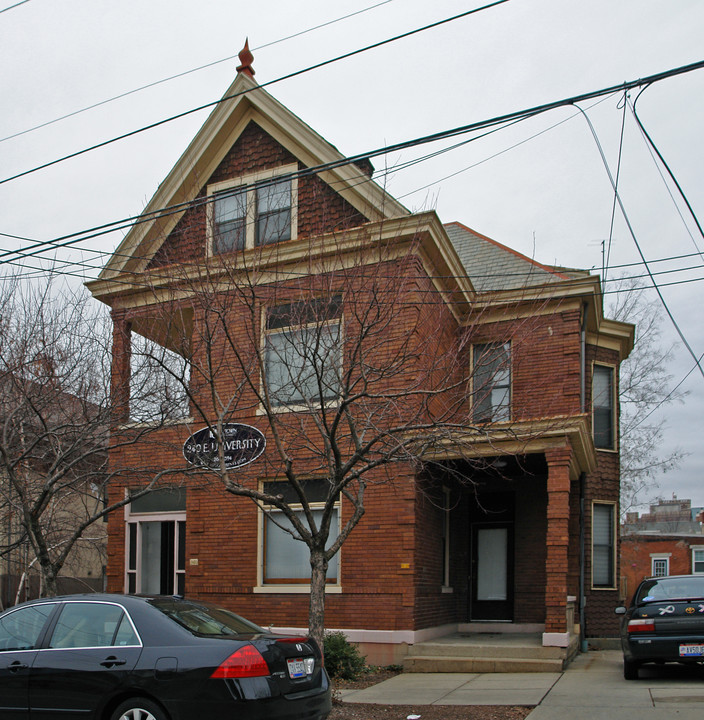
[{"xmin": 308, "ymin": 549, "xmax": 328, "ymax": 650}]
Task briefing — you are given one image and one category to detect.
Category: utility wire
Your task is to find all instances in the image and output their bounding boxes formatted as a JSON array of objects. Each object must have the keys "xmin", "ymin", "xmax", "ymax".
[
  {"xmin": 0, "ymin": 0, "xmax": 398, "ymax": 144},
  {"xmin": 4, "ymin": 58, "xmax": 704, "ymax": 265},
  {"xmin": 630, "ymin": 85, "xmax": 704, "ymax": 253},
  {"xmin": 0, "ymin": 0, "xmax": 31, "ymax": 13},
  {"xmin": 577, "ymin": 104, "xmax": 704, "ymax": 380},
  {"xmin": 0, "ymin": 1, "xmax": 512, "ymax": 186}
]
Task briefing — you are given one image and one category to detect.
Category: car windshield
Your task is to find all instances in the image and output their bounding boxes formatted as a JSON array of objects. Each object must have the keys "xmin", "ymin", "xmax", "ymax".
[
  {"xmin": 149, "ymin": 599, "xmax": 263, "ymax": 637},
  {"xmin": 635, "ymin": 576, "xmax": 704, "ymax": 604}
]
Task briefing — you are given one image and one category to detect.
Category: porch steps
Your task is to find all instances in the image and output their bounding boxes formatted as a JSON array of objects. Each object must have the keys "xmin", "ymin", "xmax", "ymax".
[{"xmin": 402, "ymin": 633, "xmax": 571, "ymax": 673}]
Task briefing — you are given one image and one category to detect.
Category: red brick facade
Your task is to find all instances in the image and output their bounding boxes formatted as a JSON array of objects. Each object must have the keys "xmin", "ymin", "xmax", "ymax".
[{"xmin": 90, "ymin": 75, "xmax": 632, "ymax": 658}]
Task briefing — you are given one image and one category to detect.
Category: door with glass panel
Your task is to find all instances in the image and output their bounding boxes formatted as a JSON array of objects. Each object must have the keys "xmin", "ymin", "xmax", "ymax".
[{"xmin": 470, "ymin": 523, "xmax": 514, "ymax": 621}]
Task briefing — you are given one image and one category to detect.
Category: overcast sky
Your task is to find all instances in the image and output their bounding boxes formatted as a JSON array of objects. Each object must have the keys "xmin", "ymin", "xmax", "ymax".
[{"xmin": 1, "ymin": 0, "xmax": 702, "ymax": 510}]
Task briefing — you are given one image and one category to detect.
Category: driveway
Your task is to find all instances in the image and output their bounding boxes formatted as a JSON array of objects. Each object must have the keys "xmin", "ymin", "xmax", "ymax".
[{"xmin": 340, "ymin": 650, "xmax": 704, "ymax": 719}]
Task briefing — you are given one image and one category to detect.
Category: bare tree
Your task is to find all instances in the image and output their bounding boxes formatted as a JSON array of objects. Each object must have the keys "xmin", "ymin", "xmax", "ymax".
[
  {"xmin": 131, "ymin": 223, "xmax": 549, "ymax": 647},
  {"xmin": 607, "ymin": 276, "xmax": 687, "ymax": 513},
  {"xmin": 0, "ymin": 273, "xmax": 189, "ymax": 605}
]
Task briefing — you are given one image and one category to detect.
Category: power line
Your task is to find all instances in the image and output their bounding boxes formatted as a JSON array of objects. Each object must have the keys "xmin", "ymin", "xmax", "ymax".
[
  {"xmin": 0, "ymin": 0, "xmax": 398, "ymax": 144},
  {"xmin": 630, "ymin": 85, "xmax": 704, "ymax": 250},
  {"xmin": 577, "ymin": 104, "xmax": 704, "ymax": 380},
  {"xmin": 0, "ymin": 0, "xmax": 31, "ymax": 14},
  {"xmin": 0, "ymin": 1, "xmax": 512, "ymax": 186},
  {"xmin": 4, "ymin": 58, "xmax": 704, "ymax": 267}
]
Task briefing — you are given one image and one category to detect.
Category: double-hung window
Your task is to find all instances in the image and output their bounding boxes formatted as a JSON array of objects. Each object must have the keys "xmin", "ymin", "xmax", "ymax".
[
  {"xmin": 260, "ymin": 479, "xmax": 340, "ymax": 586},
  {"xmin": 592, "ymin": 364, "xmax": 615, "ymax": 450},
  {"xmin": 592, "ymin": 502, "xmax": 616, "ymax": 588},
  {"xmin": 264, "ymin": 296, "xmax": 342, "ymax": 408},
  {"xmin": 209, "ymin": 165, "xmax": 297, "ymax": 254},
  {"xmin": 651, "ymin": 555, "xmax": 670, "ymax": 577},
  {"xmin": 213, "ymin": 188, "xmax": 247, "ymax": 253},
  {"xmin": 692, "ymin": 547, "xmax": 704, "ymax": 574},
  {"xmin": 472, "ymin": 342, "xmax": 511, "ymax": 422}
]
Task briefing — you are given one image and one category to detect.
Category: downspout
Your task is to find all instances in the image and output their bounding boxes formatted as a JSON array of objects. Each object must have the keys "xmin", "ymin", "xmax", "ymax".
[{"xmin": 579, "ymin": 303, "xmax": 588, "ymax": 652}]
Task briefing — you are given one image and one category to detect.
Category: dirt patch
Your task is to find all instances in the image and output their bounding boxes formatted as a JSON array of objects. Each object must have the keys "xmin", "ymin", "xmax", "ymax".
[{"xmin": 329, "ymin": 669, "xmax": 533, "ymax": 720}]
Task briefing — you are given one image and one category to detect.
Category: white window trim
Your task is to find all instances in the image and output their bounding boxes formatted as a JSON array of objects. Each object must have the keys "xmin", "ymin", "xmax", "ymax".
[
  {"xmin": 592, "ymin": 362, "xmax": 618, "ymax": 453},
  {"xmin": 124, "ymin": 504, "xmax": 186, "ymax": 595},
  {"xmin": 591, "ymin": 501, "xmax": 617, "ymax": 590},
  {"xmin": 255, "ymin": 483, "xmax": 342, "ymax": 593},
  {"xmin": 692, "ymin": 545, "xmax": 704, "ymax": 574},
  {"xmin": 650, "ymin": 553, "xmax": 671, "ymax": 577},
  {"xmin": 259, "ymin": 301, "xmax": 344, "ymax": 413},
  {"xmin": 206, "ymin": 163, "xmax": 298, "ymax": 255}
]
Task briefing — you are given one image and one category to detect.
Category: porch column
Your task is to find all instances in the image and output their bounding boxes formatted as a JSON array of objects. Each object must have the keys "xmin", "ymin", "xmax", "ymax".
[
  {"xmin": 543, "ymin": 446, "xmax": 572, "ymax": 647},
  {"xmin": 111, "ymin": 312, "xmax": 132, "ymax": 425}
]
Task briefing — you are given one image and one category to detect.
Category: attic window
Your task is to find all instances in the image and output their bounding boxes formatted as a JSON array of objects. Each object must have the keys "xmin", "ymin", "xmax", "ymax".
[{"xmin": 208, "ymin": 165, "xmax": 297, "ymax": 255}]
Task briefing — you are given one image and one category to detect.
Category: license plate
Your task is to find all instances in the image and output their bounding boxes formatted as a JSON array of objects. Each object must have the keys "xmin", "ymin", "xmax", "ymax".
[
  {"xmin": 679, "ymin": 644, "xmax": 704, "ymax": 657},
  {"xmin": 287, "ymin": 658, "xmax": 307, "ymax": 678}
]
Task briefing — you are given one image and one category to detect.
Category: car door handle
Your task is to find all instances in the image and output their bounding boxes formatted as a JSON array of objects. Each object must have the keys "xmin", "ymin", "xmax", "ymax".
[
  {"xmin": 100, "ymin": 656, "xmax": 127, "ymax": 668},
  {"xmin": 9, "ymin": 661, "xmax": 28, "ymax": 672}
]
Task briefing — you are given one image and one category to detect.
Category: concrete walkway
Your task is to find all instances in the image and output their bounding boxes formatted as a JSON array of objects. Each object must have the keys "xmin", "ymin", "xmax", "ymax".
[{"xmin": 338, "ymin": 650, "xmax": 704, "ymax": 718}]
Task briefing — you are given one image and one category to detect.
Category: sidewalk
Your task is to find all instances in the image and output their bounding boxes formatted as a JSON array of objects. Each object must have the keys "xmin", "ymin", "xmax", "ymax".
[{"xmin": 339, "ymin": 650, "xmax": 704, "ymax": 718}]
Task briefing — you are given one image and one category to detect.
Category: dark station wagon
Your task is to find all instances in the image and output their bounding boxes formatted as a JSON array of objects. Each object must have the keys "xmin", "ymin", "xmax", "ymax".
[
  {"xmin": 615, "ymin": 574, "xmax": 704, "ymax": 680},
  {"xmin": 0, "ymin": 593, "xmax": 331, "ymax": 720}
]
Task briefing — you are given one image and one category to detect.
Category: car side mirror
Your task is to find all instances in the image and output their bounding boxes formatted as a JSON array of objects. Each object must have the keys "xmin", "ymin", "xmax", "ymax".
[{"xmin": 614, "ymin": 606, "xmax": 627, "ymax": 615}]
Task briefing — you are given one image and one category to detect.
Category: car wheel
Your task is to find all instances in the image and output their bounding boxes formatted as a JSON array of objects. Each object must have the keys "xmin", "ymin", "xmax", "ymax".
[
  {"xmin": 111, "ymin": 698, "xmax": 168, "ymax": 720},
  {"xmin": 623, "ymin": 658, "xmax": 640, "ymax": 680}
]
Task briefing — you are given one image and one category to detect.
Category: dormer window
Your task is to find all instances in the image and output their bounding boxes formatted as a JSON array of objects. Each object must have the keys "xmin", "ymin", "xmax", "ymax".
[{"xmin": 208, "ymin": 164, "xmax": 297, "ymax": 255}]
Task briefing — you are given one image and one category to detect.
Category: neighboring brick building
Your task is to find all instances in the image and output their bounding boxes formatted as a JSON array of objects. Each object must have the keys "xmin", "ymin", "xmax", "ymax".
[
  {"xmin": 87, "ymin": 49, "xmax": 633, "ymax": 662},
  {"xmin": 621, "ymin": 497, "xmax": 704, "ymax": 602}
]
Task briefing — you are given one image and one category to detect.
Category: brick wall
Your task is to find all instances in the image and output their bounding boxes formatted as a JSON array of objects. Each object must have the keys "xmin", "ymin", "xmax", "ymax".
[{"xmin": 148, "ymin": 121, "xmax": 369, "ymax": 268}]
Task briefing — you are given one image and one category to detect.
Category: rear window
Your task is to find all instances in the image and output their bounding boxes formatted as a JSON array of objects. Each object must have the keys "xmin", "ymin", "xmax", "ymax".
[
  {"xmin": 149, "ymin": 599, "xmax": 263, "ymax": 637},
  {"xmin": 635, "ymin": 576, "xmax": 704, "ymax": 604}
]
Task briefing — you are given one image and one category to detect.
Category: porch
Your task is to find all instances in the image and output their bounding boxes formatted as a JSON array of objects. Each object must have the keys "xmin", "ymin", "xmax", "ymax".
[{"xmin": 402, "ymin": 627, "xmax": 580, "ymax": 673}]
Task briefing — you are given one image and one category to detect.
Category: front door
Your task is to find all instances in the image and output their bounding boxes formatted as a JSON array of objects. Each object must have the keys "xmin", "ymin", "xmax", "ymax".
[{"xmin": 470, "ymin": 522, "xmax": 514, "ymax": 621}]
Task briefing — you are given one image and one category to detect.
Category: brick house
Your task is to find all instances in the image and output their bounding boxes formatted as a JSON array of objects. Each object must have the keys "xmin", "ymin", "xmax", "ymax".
[
  {"xmin": 621, "ymin": 497, "xmax": 704, "ymax": 602},
  {"xmin": 86, "ymin": 49, "xmax": 634, "ymax": 663}
]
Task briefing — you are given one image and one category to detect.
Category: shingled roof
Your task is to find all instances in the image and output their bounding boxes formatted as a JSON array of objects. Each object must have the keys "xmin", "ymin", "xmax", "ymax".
[{"xmin": 444, "ymin": 221, "xmax": 589, "ymax": 292}]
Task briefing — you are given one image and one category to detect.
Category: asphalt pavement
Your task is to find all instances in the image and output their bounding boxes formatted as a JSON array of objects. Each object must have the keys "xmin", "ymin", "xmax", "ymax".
[{"xmin": 339, "ymin": 649, "xmax": 704, "ymax": 719}]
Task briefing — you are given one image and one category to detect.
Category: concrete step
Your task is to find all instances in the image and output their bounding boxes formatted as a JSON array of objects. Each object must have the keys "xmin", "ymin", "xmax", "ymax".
[
  {"xmin": 402, "ymin": 654, "xmax": 565, "ymax": 673},
  {"xmin": 410, "ymin": 639, "xmax": 565, "ymax": 660}
]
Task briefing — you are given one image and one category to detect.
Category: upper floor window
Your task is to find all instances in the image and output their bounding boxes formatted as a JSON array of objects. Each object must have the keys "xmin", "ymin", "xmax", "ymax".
[
  {"xmin": 209, "ymin": 165, "xmax": 297, "ymax": 255},
  {"xmin": 263, "ymin": 296, "xmax": 342, "ymax": 408},
  {"xmin": 472, "ymin": 342, "xmax": 511, "ymax": 422},
  {"xmin": 592, "ymin": 364, "xmax": 615, "ymax": 450}
]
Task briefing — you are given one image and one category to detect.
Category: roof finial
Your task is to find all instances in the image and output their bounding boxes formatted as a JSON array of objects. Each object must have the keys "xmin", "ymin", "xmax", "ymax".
[{"xmin": 237, "ymin": 38, "xmax": 255, "ymax": 78}]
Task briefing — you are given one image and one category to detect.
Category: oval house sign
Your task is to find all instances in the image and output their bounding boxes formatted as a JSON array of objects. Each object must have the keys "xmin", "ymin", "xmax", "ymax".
[{"xmin": 183, "ymin": 423, "xmax": 266, "ymax": 470}]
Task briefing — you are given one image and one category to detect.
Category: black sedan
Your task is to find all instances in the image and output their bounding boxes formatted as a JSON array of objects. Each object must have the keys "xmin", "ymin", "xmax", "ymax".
[
  {"xmin": 0, "ymin": 593, "xmax": 331, "ymax": 719},
  {"xmin": 615, "ymin": 574, "xmax": 704, "ymax": 680}
]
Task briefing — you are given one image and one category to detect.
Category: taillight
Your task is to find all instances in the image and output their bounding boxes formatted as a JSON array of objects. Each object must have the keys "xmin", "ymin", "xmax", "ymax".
[
  {"xmin": 627, "ymin": 618, "xmax": 655, "ymax": 633},
  {"xmin": 211, "ymin": 644, "xmax": 270, "ymax": 678}
]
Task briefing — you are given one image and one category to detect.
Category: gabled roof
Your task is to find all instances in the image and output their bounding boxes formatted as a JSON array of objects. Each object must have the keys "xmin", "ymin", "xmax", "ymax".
[
  {"xmin": 444, "ymin": 221, "xmax": 574, "ymax": 292},
  {"xmin": 96, "ymin": 71, "xmax": 409, "ymax": 282}
]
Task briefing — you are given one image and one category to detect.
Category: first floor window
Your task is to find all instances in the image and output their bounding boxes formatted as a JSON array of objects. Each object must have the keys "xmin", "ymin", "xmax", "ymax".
[
  {"xmin": 472, "ymin": 342, "xmax": 511, "ymax": 422},
  {"xmin": 262, "ymin": 479, "xmax": 340, "ymax": 585},
  {"xmin": 592, "ymin": 502, "xmax": 616, "ymax": 588},
  {"xmin": 693, "ymin": 548, "xmax": 704, "ymax": 574},
  {"xmin": 125, "ymin": 488, "xmax": 186, "ymax": 595},
  {"xmin": 651, "ymin": 556, "xmax": 670, "ymax": 577}
]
